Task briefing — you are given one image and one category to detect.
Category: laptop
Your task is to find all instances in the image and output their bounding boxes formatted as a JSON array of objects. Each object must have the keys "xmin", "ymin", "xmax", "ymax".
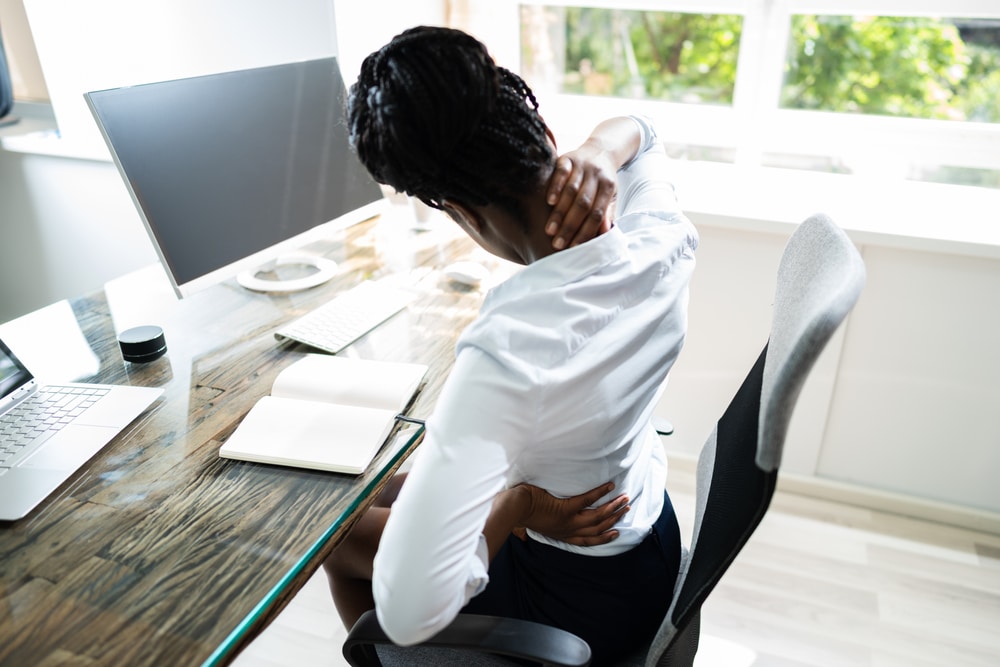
[{"xmin": 0, "ymin": 336, "xmax": 162, "ymax": 521}]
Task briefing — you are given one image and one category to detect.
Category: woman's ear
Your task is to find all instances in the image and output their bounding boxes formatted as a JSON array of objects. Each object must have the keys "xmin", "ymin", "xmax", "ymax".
[{"xmin": 544, "ymin": 125, "xmax": 557, "ymax": 150}]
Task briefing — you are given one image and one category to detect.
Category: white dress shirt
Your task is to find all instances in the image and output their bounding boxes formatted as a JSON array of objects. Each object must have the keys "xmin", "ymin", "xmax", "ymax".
[{"xmin": 372, "ymin": 117, "xmax": 698, "ymax": 645}]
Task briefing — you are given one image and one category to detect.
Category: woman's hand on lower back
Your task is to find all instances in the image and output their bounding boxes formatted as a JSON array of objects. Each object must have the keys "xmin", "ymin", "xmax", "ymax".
[{"xmin": 512, "ymin": 481, "xmax": 630, "ymax": 547}]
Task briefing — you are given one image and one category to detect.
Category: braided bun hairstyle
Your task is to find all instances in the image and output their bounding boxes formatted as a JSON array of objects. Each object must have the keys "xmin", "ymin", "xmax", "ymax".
[{"xmin": 347, "ymin": 26, "xmax": 553, "ymax": 219}]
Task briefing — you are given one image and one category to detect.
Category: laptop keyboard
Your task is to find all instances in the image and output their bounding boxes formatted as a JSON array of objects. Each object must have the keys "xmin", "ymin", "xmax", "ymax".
[{"xmin": 0, "ymin": 386, "xmax": 110, "ymax": 467}]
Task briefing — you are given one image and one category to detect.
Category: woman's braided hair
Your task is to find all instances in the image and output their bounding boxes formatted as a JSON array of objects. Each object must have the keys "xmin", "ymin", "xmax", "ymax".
[{"xmin": 347, "ymin": 26, "xmax": 553, "ymax": 218}]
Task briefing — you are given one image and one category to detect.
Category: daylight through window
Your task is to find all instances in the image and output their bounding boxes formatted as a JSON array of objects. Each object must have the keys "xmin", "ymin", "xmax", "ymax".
[{"xmin": 516, "ymin": 3, "xmax": 1000, "ymax": 190}]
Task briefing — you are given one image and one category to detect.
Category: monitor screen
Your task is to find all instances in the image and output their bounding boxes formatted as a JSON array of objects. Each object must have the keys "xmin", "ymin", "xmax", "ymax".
[{"xmin": 85, "ymin": 57, "xmax": 385, "ymax": 298}]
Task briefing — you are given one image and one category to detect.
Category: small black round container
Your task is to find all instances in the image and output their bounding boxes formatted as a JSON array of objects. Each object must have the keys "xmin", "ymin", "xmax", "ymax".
[{"xmin": 118, "ymin": 325, "xmax": 167, "ymax": 363}]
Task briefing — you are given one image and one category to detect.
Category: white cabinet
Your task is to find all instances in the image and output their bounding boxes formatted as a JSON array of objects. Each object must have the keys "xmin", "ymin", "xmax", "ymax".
[{"xmin": 818, "ymin": 245, "xmax": 1000, "ymax": 513}]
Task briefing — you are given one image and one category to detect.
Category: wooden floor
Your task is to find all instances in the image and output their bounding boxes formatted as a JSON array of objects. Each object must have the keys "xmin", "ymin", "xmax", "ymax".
[{"xmin": 232, "ymin": 462, "xmax": 1000, "ymax": 667}]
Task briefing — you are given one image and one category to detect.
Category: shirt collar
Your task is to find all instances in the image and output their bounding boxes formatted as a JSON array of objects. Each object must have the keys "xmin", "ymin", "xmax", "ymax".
[{"xmin": 482, "ymin": 225, "xmax": 628, "ymax": 311}]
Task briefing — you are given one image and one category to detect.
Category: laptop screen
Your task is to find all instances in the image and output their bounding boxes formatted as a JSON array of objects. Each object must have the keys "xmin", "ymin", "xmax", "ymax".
[{"xmin": 0, "ymin": 338, "xmax": 33, "ymax": 401}]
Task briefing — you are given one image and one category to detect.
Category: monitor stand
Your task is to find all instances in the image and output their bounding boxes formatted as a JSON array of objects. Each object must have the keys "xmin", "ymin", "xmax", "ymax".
[{"xmin": 236, "ymin": 255, "xmax": 338, "ymax": 293}]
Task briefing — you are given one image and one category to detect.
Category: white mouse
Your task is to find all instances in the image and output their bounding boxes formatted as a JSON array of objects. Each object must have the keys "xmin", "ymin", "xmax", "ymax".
[{"xmin": 443, "ymin": 260, "xmax": 490, "ymax": 287}]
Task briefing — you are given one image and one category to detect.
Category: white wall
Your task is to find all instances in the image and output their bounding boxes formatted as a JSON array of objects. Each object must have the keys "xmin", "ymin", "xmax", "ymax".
[
  {"xmin": 819, "ymin": 245, "xmax": 1000, "ymax": 510},
  {"xmin": 0, "ymin": 149, "xmax": 156, "ymax": 323}
]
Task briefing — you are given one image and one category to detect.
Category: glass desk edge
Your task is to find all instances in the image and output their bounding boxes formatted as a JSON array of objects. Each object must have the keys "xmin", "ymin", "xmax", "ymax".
[{"xmin": 201, "ymin": 423, "xmax": 426, "ymax": 667}]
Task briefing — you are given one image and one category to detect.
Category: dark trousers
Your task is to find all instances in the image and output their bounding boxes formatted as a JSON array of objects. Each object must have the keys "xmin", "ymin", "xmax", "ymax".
[{"xmin": 462, "ymin": 490, "xmax": 682, "ymax": 666}]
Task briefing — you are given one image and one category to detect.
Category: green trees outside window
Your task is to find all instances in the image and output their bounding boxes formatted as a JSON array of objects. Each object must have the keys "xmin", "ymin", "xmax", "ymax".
[
  {"xmin": 783, "ymin": 15, "xmax": 1000, "ymax": 123},
  {"xmin": 523, "ymin": 6, "xmax": 1000, "ymax": 124}
]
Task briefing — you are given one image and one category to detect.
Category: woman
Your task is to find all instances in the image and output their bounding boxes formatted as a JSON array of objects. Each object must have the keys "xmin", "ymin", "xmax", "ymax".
[{"xmin": 324, "ymin": 26, "xmax": 697, "ymax": 665}]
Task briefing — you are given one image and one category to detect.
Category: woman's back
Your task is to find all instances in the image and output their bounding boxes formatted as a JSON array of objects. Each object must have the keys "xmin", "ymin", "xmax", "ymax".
[{"xmin": 456, "ymin": 191, "xmax": 696, "ymax": 553}]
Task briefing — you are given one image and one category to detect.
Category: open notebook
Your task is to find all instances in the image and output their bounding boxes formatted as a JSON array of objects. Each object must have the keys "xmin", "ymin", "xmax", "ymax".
[{"xmin": 219, "ymin": 355, "xmax": 427, "ymax": 474}]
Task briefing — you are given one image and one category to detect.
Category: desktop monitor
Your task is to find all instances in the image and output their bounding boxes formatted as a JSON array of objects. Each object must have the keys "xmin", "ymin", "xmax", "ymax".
[{"xmin": 85, "ymin": 57, "xmax": 385, "ymax": 298}]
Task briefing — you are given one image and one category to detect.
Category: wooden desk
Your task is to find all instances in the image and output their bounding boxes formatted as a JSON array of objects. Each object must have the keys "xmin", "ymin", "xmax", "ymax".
[{"xmin": 0, "ymin": 215, "xmax": 493, "ymax": 666}]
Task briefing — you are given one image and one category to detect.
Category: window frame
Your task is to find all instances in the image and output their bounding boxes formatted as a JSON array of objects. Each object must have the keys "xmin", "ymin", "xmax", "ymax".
[{"xmin": 463, "ymin": 0, "xmax": 1000, "ymax": 179}]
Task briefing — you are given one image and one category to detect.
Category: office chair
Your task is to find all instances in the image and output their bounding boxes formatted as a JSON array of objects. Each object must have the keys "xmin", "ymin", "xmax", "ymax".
[{"xmin": 343, "ymin": 213, "xmax": 866, "ymax": 667}]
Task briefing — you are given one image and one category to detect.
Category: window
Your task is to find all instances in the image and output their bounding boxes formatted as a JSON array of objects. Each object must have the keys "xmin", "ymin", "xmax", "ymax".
[
  {"xmin": 782, "ymin": 15, "xmax": 1000, "ymax": 124},
  {"xmin": 522, "ymin": 6, "xmax": 743, "ymax": 105},
  {"xmin": 468, "ymin": 1, "xmax": 1000, "ymax": 191},
  {"xmin": 773, "ymin": 12, "xmax": 1000, "ymax": 188}
]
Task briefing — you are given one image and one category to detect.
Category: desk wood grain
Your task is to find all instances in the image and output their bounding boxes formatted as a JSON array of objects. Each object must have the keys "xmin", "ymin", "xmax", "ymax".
[{"xmin": 0, "ymin": 216, "xmax": 489, "ymax": 666}]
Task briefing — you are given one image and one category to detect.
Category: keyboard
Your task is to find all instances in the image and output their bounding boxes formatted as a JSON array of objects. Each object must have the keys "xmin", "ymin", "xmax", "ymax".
[
  {"xmin": 0, "ymin": 385, "xmax": 110, "ymax": 467},
  {"xmin": 274, "ymin": 280, "xmax": 417, "ymax": 354}
]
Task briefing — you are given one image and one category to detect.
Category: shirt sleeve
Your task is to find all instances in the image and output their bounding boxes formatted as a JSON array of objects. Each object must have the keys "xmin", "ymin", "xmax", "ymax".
[
  {"xmin": 615, "ymin": 116, "xmax": 682, "ymax": 220},
  {"xmin": 371, "ymin": 347, "xmax": 532, "ymax": 645}
]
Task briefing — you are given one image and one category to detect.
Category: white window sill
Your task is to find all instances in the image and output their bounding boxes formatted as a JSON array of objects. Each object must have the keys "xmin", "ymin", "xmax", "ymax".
[{"xmin": 668, "ymin": 160, "xmax": 1000, "ymax": 260}]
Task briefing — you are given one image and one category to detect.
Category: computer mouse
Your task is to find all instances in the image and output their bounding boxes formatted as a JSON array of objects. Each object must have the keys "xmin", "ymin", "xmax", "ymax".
[{"xmin": 443, "ymin": 261, "xmax": 490, "ymax": 287}]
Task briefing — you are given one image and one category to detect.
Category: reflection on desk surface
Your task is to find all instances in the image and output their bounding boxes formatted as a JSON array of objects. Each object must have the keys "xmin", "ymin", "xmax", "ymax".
[
  {"xmin": 0, "ymin": 215, "xmax": 491, "ymax": 667},
  {"xmin": 0, "ymin": 299, "xmax": 100, "ymax": 384}
]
